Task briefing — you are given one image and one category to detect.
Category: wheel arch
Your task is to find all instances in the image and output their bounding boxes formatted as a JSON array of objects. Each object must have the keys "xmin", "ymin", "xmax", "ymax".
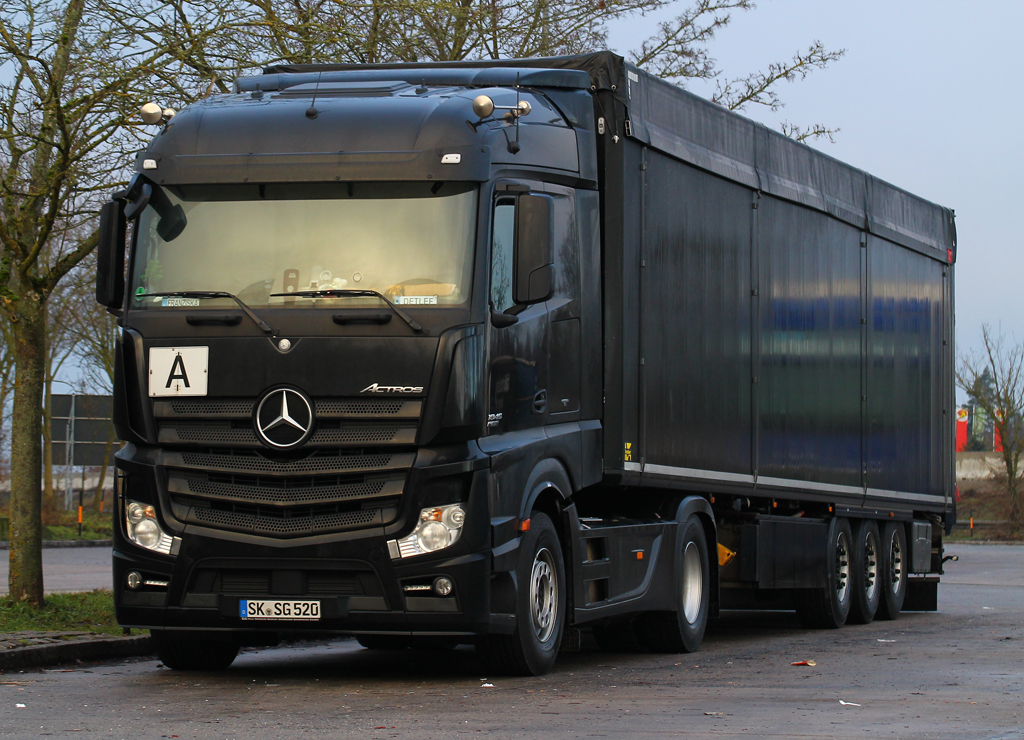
[{"xmin": 674, "ymin": 496, "xmax": 719, "ymax": 619}]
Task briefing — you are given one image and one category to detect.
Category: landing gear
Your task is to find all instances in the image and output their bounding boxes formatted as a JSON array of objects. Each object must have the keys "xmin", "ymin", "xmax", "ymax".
[
  {"xmin": 636, "ymin": 515, "xmax": 710, "ymax": 653},
  {"xmin": 877, "ymin": 521, "xmax": 908, "ymax": 620},
  {"xmin": 796, "ymin": 517, "xmax": 853, "ymax": 628},
  {"xmin": 480, "ymin": 512, "xmax": 566, "ymax": 675},
  {"xmin": 152, "ymin": 630, "xmax": 240, "ymax": 671},
  {"xmin": 848, "ymin": 519, "xmax": 881, "ymax": 624}
]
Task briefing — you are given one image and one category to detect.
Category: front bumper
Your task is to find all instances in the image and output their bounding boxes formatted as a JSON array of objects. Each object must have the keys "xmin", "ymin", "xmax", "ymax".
[{"xmin": 113, "ymin": 445, "xmax": 512, "ymax": 637}]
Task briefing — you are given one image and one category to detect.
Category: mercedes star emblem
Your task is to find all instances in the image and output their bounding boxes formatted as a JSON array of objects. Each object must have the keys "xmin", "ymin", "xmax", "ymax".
[{"xmin": 253, "ymin": 387, "xmax": 314, "ymax": 449}]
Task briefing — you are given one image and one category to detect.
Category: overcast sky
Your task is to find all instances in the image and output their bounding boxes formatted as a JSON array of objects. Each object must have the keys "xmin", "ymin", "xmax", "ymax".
[{"xmin": 609, "ymin": 0, "xmax": 1022, "ymax": 360}]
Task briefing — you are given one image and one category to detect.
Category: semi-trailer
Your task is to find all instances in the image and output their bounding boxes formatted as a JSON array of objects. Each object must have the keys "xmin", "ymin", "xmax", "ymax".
[{"xmin": 96, "ymin": 51, "xmax": 956, "ymax": 676}]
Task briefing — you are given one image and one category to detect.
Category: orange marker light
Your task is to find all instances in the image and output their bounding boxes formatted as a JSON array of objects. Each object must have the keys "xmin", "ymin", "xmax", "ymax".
[
  {"xmin": 520, "ymin": 518, "xmax": 531, "ymax": 533},
  {"xmin": 636, "ymin": 551, "xmax": 644, "ymax": 560}
]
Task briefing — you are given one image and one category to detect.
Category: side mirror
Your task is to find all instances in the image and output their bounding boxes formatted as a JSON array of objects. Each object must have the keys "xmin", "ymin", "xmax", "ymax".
[
  {"xmin": 513, "ymin": 193, "xmax": 554, "ymax": 305},
  {"xmin": 96, "ymin": 200, "xmax": 126, "ymax": 308}
]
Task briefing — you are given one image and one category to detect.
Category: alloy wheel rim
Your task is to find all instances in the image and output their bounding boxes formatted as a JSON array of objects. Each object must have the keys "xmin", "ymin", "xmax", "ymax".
[
  {"xmin": 889, "ymin": 531, "xmax": 904, "ymax": 594},
  {"xmin": 835, "ymin": 531, "xmax": 850, "ymax": 602},
  {"xmin": 863, "ymin": 530, "xmax": 879, "ymax": 602},
  {"xmin": 682, "ymin": 541, "xmax": 703, "ymax": 624},
  {"xmin": 530, "ymin": 547, "xmax": 558, "ymax": 643}
]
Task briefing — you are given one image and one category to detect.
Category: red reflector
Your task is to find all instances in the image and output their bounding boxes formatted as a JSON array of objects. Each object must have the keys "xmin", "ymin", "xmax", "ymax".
[
  {"xmin": 947, "ymin": 248, "xmax": 953, "ymax": 264},
  {"xmin": 520, "ymin": 518, "xmax": 531, "ymax": 532}
]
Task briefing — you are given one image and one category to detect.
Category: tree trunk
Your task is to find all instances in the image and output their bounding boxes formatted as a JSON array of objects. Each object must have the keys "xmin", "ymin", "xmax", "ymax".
[
  {"xmin": 93, "ymin": 431, "xmax": 115, "ymax": 512},
  {"xmin": 8, "ymin": 294, "xmax": 46, "ymax": 604},
  {"xmin": 42, "ymin": 371, "xmax": 54, "ymax": 512}
]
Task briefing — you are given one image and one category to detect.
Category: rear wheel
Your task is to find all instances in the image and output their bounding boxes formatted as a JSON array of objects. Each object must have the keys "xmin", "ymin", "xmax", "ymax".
[
  {"xmin": 479, "ymin": 512, "xmax": 566, "ymax": 676},
  {"xmin": 636, "ymin": 515, "xmax": 710, "ymax": 653},
  {"xmin": 152, "ymin": 630, "xmax": 240, "ymax": 671},
  {"xmin": 795, "ymin": 517, "xmax": 853, "ymax": 629},
  {"xmin": 848, "ymin": 519, "xmax": 882, "ymax": 624},
  {"xmin": 877, "ymin": 521, "xmax": 908, "ymax": 620}
]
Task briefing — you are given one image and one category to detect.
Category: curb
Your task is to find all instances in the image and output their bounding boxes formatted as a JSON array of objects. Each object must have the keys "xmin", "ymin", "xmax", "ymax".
[
  {"xmin": 0, "ymin": 540, "xmax": 111, "ymax": 550},
  {"xmin": 0, "ymin": 635, "xmax": 152, "ymax": 672}
]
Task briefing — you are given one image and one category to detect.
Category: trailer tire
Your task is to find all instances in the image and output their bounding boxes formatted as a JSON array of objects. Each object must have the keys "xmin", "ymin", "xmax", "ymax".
[
  {"xmin": 795, "ymin": 517, "xmax": 853, "ymax": 629},
  {"xmin": 848, "ymin": 519, "xmax": 882, "ymax": 624},
  {"xmin": 877, "ymin": 521, "xmax": 908, "ymax": 620},
  {"xmin": 592, "ymin": 620, "xmax": 645, "ymax": 653},
  {"xmin": 636, "ymin": 515, "xmax": 710, "ymax": 653},
  {"xmin": 479, "ymin": 512, "xmax": 566, "ymax": 675},
  {"xmin": 152, "ymin": 631, "xmax": 240, "ymax": 671}
]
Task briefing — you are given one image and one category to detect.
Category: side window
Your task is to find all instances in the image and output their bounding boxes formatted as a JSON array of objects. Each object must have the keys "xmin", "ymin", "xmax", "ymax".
[{"xmin": 491, "ymin": 197, "xmax": 516, "ymax": 313}]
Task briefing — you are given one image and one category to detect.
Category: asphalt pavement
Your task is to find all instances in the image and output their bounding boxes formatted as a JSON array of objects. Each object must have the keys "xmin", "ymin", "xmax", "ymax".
[
  {"xmin": 0, "ymin": 543, "xmax": 1021, "ymax": 739},
  {"xmin": 0, "ymin": 546, "xmax": 111, "ymax": 594}
]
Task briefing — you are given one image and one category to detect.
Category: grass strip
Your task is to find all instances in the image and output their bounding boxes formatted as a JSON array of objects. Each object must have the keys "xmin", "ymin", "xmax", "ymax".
[{"xmin": 0, "ymin": 590, "xmax": 122, "ymax": 637}]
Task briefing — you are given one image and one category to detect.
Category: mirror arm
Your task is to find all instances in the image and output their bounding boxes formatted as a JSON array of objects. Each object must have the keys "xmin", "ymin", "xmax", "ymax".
[{"xmin": 490, "ymin": 308, "xmax": 519, "ymax": 328}]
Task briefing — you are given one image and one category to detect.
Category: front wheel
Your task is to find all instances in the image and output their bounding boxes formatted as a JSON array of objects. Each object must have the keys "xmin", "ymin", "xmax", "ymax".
[
  {"xmin": 479, "ymin": 512, "xmax": 566, "ymax": 676},
  {"xmin": 151, "ymin": 630, "xmax": 240, "ymax": 671},
  {"xmin": 637, "ymin": 515, "xmax": 710, "ymax": 653}
]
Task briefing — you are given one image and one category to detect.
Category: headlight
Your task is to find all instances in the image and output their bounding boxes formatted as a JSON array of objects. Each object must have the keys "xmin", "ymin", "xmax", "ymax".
[
  {"xmin": 391, "ymin": 504, "xmax": 466, "ymax": 559},
  {"xmin": 125, "ymin": 499, "xmax": 180, "ymax": 556}
]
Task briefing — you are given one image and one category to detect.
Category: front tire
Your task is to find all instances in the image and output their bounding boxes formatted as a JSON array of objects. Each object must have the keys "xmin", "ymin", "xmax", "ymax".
[
  {"xmin": 479, "ymin": 512, "xmax": 566, "ymax": 676},
  {"xmin": 152, "ymin": 630, "xmax": 240, "ymax": 671},
  {"xmin": 637, "ymin": 515, "xmax": 710, "ymax": 653},
  {"xmin": 795, "ymin": 517, "xmax": 853, "ymax": 629},
  {"xmin": 877, "ymin": 521, "xmax": 908, "ymax": 620}
]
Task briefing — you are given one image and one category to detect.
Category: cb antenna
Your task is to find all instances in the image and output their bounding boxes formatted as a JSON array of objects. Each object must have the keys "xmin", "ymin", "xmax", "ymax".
[
  {"xmin": 508, "ymin": 73, "xmax": 522, "ymax": 154},
  {"xmin": 306, "ymin": 72, "xmax": 322, "ymax": 119}
]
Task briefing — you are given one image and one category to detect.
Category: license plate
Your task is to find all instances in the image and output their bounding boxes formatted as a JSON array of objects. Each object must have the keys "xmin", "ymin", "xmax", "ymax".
[{"xmin": 239, "ymin": 599, "xmax": 320, "ymax": 621}]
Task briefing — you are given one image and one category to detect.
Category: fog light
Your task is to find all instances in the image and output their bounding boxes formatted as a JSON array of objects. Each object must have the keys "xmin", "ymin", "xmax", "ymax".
[
  {"xmin": 127, "ymin": 571, "xmax": 142, "ymax": 590},
  {"xmin": 433, "ymin": 577, "xmax": 453, "ymax": 596}
]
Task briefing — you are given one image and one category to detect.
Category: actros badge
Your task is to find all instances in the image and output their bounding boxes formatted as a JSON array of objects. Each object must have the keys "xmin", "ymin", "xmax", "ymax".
[{"xmin": 253, "ymin": 387, "xmax": 315, "ymax": 449}]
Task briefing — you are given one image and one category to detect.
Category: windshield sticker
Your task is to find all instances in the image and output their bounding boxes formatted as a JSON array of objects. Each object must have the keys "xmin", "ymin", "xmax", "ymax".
[
  {"xmin": 393, "ymin": 295, "xmax": 437, "ymax": 305},
  {"xmin": 162, "ymin": 297, "xmax": 200, "ymax": 307}
]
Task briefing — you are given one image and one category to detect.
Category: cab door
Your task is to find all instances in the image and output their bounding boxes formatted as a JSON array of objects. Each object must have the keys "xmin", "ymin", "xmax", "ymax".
[{"xmin": 487, "ymin": 182, "xmax": 580, "ymax": 435}]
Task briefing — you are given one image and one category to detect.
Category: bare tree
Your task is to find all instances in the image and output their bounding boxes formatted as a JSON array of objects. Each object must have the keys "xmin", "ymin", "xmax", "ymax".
[
  {"xmin": 956, "ymin": 325, "xmax": 1024, "ymax": 531},
  {"xmin": 0, "ymin": 0, "xmax": 226, "ymax": 604}
]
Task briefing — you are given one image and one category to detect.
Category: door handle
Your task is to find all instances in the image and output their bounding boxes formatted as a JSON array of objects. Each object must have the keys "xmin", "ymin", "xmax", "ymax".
[{"xmin": 532, "ymin": 389, "xmax": 547, "ymax": 415}]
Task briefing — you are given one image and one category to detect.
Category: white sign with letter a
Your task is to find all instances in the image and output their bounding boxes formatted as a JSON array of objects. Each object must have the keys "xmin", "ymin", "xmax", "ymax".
[{"xmin": 149, "ymin": 347, "xmax": 209, "ymax": 397}]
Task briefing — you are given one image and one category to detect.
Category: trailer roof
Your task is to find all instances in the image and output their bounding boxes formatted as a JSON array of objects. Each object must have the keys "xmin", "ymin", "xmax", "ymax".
[{"xmin": 261, "ymin": 52, "xmax": 955, "ymax": 262}]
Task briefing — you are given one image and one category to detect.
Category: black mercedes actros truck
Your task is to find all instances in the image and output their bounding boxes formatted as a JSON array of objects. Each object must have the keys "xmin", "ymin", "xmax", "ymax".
[{"xmin": 96, "ymin": 51, "xmax": 956, "ymax": 675}]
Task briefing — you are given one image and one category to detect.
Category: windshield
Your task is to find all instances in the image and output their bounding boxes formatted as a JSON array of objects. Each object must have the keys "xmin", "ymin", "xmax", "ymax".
[{"xmin": 129, "ymin": 182, "xmax": 478, "ymax": 310}]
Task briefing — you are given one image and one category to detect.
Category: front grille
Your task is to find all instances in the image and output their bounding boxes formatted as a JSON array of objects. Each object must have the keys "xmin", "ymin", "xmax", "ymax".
[
  {"xmin": 172, "ymin": 449, "xmax": 412, "ymax": 475},
  {"xmin": 159, "ymin": 421, "xmax": 417, "ymax": 448},
  {"xmin": 169, "ymin": 473, "xmax": 404, "ymax": 507},
  {"xmin": 191, "ymin": 567, "xmax": 372, "ymax": 596},
  {"xmin": 190, "ymin": 505, "xmax": 378, "ymax": 536},
  {"xmin": 154, "ymin": 397, "xmax": 422, "ymax": 419},
  {"xmin": 155, "ymin": 394, "xmax": 420, "ymax": 539}
]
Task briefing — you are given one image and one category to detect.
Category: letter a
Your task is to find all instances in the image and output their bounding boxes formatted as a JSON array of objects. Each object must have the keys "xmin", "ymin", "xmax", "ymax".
[{"xmin": 166, "ymin": 354, "xmax": 191, "ymax": 388}]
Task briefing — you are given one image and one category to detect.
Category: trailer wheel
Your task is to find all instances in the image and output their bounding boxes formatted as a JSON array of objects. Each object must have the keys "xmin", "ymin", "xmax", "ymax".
[
  {"xmin": 795, "ymin": 517, "xmax": 853, "ymax": 629},
  {"xmin": 152, "ymin": 630, "xmax": 240, "ymax": 671},
  {"xmin": 877, "ymin": 521, "xmax": 908, "ymax": 620},
  {"xmin": 636, "ymin": 515, "xmax": 710, "ymax": 653},
  {"xmin": 592, "ymin": 620, "xmax": 645, "ymax": 652},
  {"xmin": 479, "ymin": 512, "xmax": 566, "ymax": 675},
  {"xmin": 848, "ymin": 519, "xmax": 882, "ymax": 624}
]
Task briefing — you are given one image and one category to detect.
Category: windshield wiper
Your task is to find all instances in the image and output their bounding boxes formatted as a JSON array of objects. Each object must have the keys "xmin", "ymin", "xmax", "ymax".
[
  {"xmin": 138, "ymin": 291, "xmax": 275, "ymax": 334},
  {"xmin": 270, "ymin": 288, "xmax": 424, "ymax": 334}
]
